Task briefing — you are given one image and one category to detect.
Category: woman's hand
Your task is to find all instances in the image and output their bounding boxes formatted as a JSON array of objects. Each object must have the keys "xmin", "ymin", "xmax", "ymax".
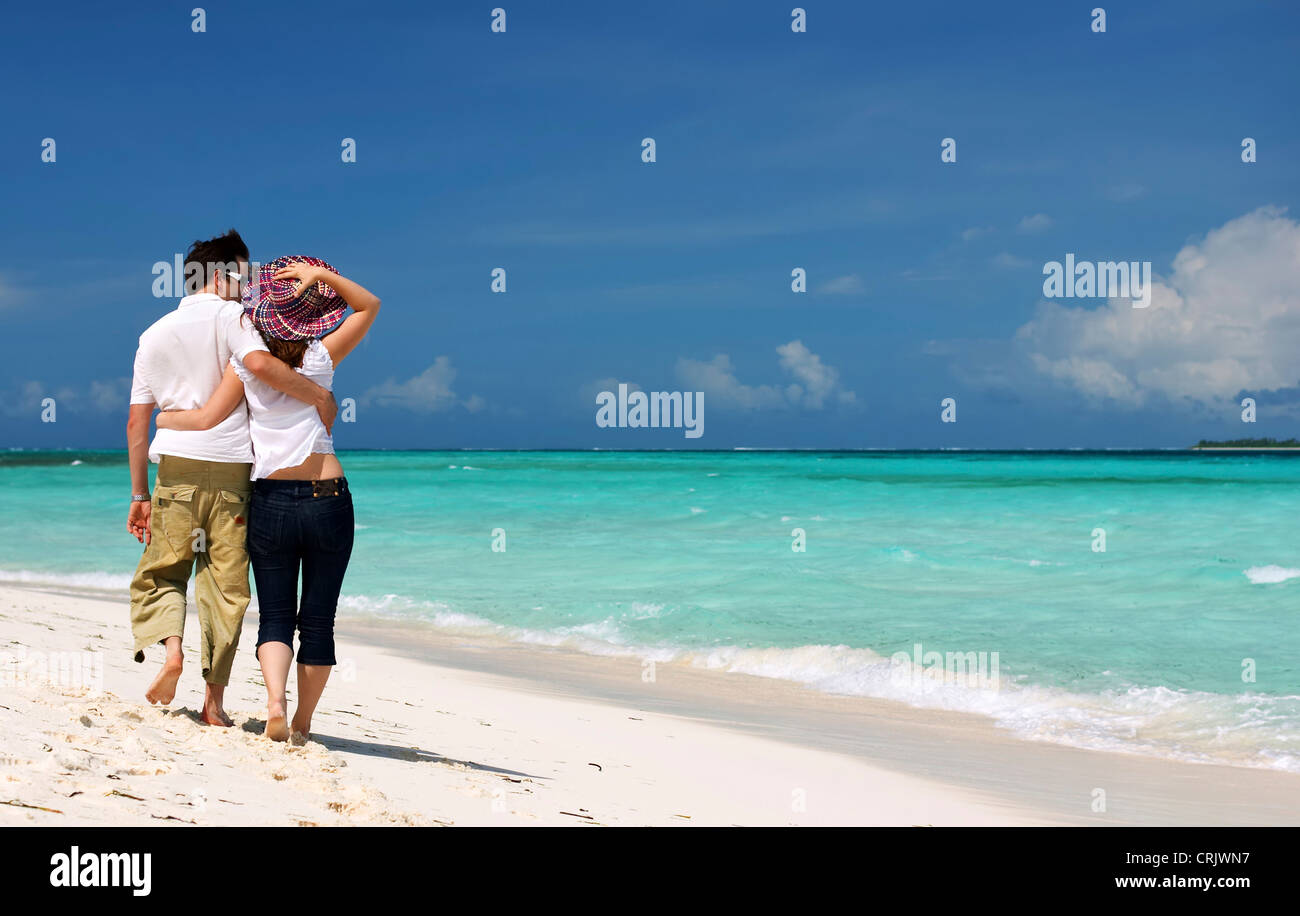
[{"xmin": 273, "ymin": 262, "xmax": 328, "ymax": 296}]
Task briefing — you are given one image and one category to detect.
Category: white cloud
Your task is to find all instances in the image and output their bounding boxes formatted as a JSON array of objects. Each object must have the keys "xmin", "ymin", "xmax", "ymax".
[
  {"xmin": 89, "ymin": 378, "xmax": 131, "ymax": 412},
  {"xmin": 1018, "ymin": 213, "xmax": 1053, "ymax": 234},
  {"xmin": 361, "ymin": 357, "xmax": 480, "ymax": 412},
  {"xmin": 961, "ymin": 225, "xmax": 995, "ymax": 242},
  {"xmin": 674, "ymin": 341, "xmax": 855, "ymax": 410},
  {"xmin": 1016, "ymin": 206, "xmax": 1300, "ymax": 406},
  {"xmin": 0, "ymin": 273, "xmax": 37, "ymax": 312},
  {"xmin": 776, "ymin": 340, "xmax": 855, "ymax": 408},
  {"xmin": 479, "ymin": 190, "xmax": 895, "ymax": 248},
  {"xmin": 0, "ymin": 378, "xmax": 129, "ymax": 417},
  {"xmin": 675, "ymin": 354, "xmax": 787, "ymax": 409},
  {"xmin": 816, "ymin": 274, "xmax": 865, "ymax": 295},
  {"xmin": 580, "ymin": 377, "xmax": 642, "ymax": 408},
  {"xmin": 992, "ymin": 252, "xmax": 1031, "ymax": 269},
  {"xmin": 1106, "ymin": 183, "xmax": 1147, "ymax": 203}
]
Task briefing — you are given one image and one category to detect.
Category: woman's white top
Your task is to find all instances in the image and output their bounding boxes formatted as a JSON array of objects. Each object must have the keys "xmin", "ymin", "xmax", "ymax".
[{"xmin": 230, "ymin": 339, "xmax": 335, "ymax": 480}]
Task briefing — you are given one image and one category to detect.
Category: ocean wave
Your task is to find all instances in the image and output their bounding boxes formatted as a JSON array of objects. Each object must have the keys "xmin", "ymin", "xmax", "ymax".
[
  {"xmin": 0, "ymin": 568, "xmax": 132, "ymax": 591},
  {"xmin": 331, "ymin": 590, "xmax": 1300, "ymax": 774},
  {"xmin": 694, "ymin": 643, "xmax": 1299, "ymax": 771},
  {"xmin": 1244, "ymin": 565, "xmax": 1300, "ymax": 584}
]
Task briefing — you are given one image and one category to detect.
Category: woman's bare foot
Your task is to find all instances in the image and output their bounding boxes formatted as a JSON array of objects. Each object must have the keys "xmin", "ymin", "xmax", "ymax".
[
  {"xmin": 265, "ymin": 699, "xmax": 289, "ymax": 742},
  {"xmin": 145, "ymin": 657, "xmax": 182, "ymax": 706},
  {"xmin": 290, "ymin": 716, "xmax": 311, "ymax": 743}
]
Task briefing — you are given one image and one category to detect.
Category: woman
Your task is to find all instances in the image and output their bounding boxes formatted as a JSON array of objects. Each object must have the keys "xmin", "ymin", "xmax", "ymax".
[{"xmin": 156, "ymin": 256, "xmax": 380, "ymax": 742}]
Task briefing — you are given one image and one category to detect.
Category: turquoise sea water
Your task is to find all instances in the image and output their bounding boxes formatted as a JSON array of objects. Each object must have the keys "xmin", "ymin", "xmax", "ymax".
[{"xmin": 2, "ymin": 449, "xmax": 1298, "ymax": 771}]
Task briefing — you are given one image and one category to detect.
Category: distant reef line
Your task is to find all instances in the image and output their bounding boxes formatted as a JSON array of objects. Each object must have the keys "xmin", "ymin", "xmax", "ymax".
[{"xmin": 1192, "ymin": 438, "xmax": 1300, "ymax": 450}]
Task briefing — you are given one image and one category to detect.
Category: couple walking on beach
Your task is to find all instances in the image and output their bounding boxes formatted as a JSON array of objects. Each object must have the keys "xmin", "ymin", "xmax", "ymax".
[{"xmin": 125, "ymin": 229, "xmax": 380, "ymax": 741}]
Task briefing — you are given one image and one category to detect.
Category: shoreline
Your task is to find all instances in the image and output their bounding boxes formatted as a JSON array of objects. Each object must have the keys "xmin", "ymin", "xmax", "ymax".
[
  {"xmin": 11, "ymin": 447, "xmax": 1300, "ymax": 455},
  {"xmin": 341, "ymin": 614, "xmax": 1300, "ymax": 826},
  {"xmin": 2, "ymin": 583, "xmax": 1298, "ymax": 825}
]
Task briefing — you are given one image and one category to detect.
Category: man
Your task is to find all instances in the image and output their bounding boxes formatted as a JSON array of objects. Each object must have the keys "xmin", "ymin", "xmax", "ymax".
[{"xmin": 126, "ymin": 229, "xmax": 337, "ymax": 726}]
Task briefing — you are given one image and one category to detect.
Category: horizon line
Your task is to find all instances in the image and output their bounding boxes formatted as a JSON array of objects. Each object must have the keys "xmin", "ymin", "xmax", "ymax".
[{"xmin": 7, "ymin": 446, "xmax": 1300, "ymax": 455}]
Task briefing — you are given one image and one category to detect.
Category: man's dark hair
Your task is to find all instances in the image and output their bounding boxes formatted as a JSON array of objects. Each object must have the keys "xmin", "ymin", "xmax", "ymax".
[{"xmin": 183, "ymin": 228, "xmax": 249, "ymax": 293}]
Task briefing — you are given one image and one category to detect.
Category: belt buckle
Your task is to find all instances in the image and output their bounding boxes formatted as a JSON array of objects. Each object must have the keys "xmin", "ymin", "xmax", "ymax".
[{"xmin": 312, "ymin": 479, "xmax": 340, "ymax": 498}]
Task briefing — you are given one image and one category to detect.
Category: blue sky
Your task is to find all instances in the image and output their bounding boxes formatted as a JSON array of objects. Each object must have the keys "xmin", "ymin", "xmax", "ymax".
[{"xmin": 1, "ymin": 0, "xmax": 1298, "ymax": 449}]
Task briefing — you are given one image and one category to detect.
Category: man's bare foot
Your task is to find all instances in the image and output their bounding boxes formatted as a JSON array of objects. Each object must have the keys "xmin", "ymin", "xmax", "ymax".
[
  {"xmin": 265, "ymin": 699, "xmax": 289, "ymax": 742},
  {"xmin": 200, "ymin": 684, "xmax": 235, "ymax": 727},
  {"xmin": 198, "ymin": 705, "xmax": 234, "ymax": 727},
  {"xmin": 145, "ymin": 657, "xmax": 182, "ymax": 706}
]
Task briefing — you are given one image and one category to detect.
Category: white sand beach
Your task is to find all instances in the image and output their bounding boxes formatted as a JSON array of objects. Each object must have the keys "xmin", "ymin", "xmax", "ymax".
[{"xmin": 1, "ymin": 583, "xmax": 1297, "ymax": 827}]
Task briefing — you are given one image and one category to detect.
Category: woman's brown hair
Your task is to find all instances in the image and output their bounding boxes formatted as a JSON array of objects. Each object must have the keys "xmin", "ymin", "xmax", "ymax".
[
  {"xmin": 260, "ymin": 331, "xmax": 310, "ymax": 368},
  {"xmin": 240, "ymin": 314, "xmax": 311, "ymax": 368}
]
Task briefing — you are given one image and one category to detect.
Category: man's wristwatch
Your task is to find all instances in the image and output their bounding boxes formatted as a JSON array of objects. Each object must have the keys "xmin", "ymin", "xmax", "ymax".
[{"xmin": 131, "ymin": 494, "xmax": 150, "ymax": 502}]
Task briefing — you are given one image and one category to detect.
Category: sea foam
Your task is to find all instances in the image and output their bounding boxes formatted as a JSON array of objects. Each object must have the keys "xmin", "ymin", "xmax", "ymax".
[
  {"xmin": 325, "ymin": 590, "xmax": 1300, "ymax": 774},
  {"xmin": 0, "ymin": 568, "xmax": 132, "ymax": 592},
  {"xmin": 1244, "ymin": 565, "xmax": 1300, "ymax": 584}
]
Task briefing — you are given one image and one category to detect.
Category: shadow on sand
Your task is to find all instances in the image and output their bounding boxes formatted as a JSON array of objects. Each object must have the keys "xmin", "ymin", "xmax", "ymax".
[{"xmin": 236, "ymin": 716, "xmax": 547, "ymax": 781}]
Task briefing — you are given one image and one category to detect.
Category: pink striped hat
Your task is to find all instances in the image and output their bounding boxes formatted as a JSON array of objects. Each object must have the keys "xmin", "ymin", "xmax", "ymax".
[{"xmin": 242, "ymin": 255, "xmax": 346, "ymax": 340}]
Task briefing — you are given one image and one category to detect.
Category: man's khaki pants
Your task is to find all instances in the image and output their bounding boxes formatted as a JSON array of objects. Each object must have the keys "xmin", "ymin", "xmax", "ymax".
[{"xmin": 129, "ymin": 456, "xmax": 253, "ymax": 686}]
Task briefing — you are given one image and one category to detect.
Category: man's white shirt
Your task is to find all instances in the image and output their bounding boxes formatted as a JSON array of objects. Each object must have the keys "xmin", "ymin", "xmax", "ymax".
[{"xmin": 129, "ymin": 293, "xmax": 268, "ymax": 463}]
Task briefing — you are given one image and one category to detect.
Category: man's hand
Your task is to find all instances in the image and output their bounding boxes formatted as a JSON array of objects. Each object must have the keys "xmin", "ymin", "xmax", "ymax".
[
  {"xmin": 126, "ymin": 402, "xmax": 154, "ymax": 541},
  {"xmin": 317, "ymin": 391, "xmax": 337, "ymax": 434},
  {"xmin": 128, "ymin": 500, "xmax": 151, "ymax": 545}
]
